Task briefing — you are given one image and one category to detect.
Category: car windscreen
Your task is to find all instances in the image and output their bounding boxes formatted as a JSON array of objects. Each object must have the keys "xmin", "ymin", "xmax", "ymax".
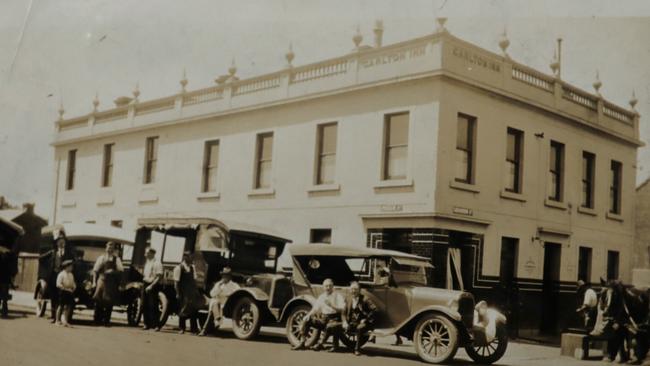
[
  {"xmin": 390, "ymin": 260, "xmax": 428, "ymax": 286},
  {"xmin": 229, "ymin": 235, "xmax": 280, "ymax": 273}
]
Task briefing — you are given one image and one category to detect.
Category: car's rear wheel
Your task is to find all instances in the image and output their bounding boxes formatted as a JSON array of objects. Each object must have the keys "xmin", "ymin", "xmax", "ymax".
[
  {"xmin": 285, "ymin": 305, "xmax": 320, "ymax": 347},
  {"xmin": 35, "ymin": 283, "xmax": 47, "ymax": 317},
  {"xmin": 126, "ymin": 293, "xmax": 142, "ymax": 326},
  {"xmin": 465, "ymin": 323, "xmax": 508, "ymax": 365},
  {"xmin": 158, "ymin": 292, "xmax": 170, "ymax": 327},
  {"xmin": 232, "ymin": 297, "xmax": 261, "ymax": 340},
  {"xmin": 413, "ymin": 313, "xmax": 459, "ymax": 364}
]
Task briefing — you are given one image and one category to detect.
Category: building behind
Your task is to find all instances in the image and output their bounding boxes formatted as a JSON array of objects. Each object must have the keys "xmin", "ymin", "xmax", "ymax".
[{"xmin": 50, "ymin": 23, "xmax": 641, "ymax": 340}]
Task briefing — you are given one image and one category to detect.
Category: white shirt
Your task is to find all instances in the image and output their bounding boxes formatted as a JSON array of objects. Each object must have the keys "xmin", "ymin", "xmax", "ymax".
[
  {"xmin": 56, "ymin": 271, "xmax": 76, "ymax": 292},
  {"xmin": 92, "ymin": 254, "xmax": 124, "ymax": 273},
  {"xmin": 209, "ymin": 280, "xmax": 240, "ymax": 302},
  {"xmin": 143, "ymin": 259, "xmax": 163, "ymax": 283},
  {"xmin": 313, "ymin": 291, "xmax": 345, "ymax": 315},
  {"xmin": 583, "ymin": 288, "xmax": 598, "ymax": 308}
]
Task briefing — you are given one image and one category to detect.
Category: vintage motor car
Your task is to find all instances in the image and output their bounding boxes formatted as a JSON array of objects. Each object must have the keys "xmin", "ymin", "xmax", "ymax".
[
  {"xmin": 0, "ymin": 217, "xmax": 23, "ymax": 305},
  {"xmin": 131, "ymin": 216, "xmax": 292, "ymax": 329},
  {"xmin": 34, "ymin": 223, "xmax": 142, "ymax": 324},
  {"xmin": 281, "ymin": 244, "xmax": 509, "ymax": 365}
]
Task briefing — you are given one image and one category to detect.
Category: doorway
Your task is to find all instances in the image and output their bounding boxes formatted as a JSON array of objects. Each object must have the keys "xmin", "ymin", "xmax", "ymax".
[
  {"xmin": 541, "ymin": 242, "xmax": 562, "ymax": 335},
  {"xmin": 499, "ymin": 237, "xmax": 519, "ymax": 337}
]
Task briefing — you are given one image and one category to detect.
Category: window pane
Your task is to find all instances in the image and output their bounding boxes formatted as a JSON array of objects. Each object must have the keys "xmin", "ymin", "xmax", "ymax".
[
  {"xmin": 504, "ymin": 161, "xmax": 516, "ymax": 191},
  {"xmin": 457, "ymin": 116, "xmax": 469, "ymax": 149},
  {"xmin": 318, "ymin": 154, "xmax": 336, "ymax": 184},
  {"xmin": 258, "ymin": 161, "xmax": 272, "ymax": 188},
  {"xmin": 208, "ymin": 143, "xmax": 219, "ymax": 168},
  {"xmin": 548, "ymin": 172, "xmax": 557, "ymax": 199},
  {"xmin": 260, "ymin": 134, "xmax": 273, "ymax": 160},
  {"xmin": 388, "ymin": 114, "xmax": 409, "ymax": 146},
  {"xmin": 455, "ymin": 149, "xmax": 469, "ymax": 181},
  {"xmin": 149, "ymin": 161, "xmax": 157, "ymax": 183},
  {"xmin": 549, "ymin": 145, "xmax": 557, "ymax": 171},
  {"xmin": 387, "ymin": 146, "xmax": 407, "ymax": 179},
  {"xmin": 162, "ymin": 234, "xmax": 186, "ymax": 263},
  {"xmin": 321, "ymin": 124, "xmax": 337, "ymax": 154},
  {"xmin": 506, "ymin": 132, "xmax": 516, "ymax": 161},
  {"xmin": 105, "ymin": 166, "xmax": 113, "ymax": 187}
]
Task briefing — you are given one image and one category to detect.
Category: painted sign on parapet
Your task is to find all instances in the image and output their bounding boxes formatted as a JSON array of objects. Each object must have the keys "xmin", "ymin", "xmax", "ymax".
[{"xmin": 360, "ymin": 45, "xmax": 427, "ymax": 68}]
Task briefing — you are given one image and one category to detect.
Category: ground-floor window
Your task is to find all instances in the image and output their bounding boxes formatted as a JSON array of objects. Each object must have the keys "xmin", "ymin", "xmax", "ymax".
[
  {"xmin": 607, "ymin": 250, "xmax": 620, "ymax": 280},
  {"xmin": 578, "ymin": 246, "xmax": 592, "ymax": 282},
  {"xmin": 309, "ymin": 228, "xmax": 331, "ymax": 244}
]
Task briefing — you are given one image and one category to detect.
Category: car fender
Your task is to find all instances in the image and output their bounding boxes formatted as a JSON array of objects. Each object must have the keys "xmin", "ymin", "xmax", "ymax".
[
  {"xmin": 124, "ymin": 281, "xmax": 144, "ymax": 291},
  {"xmin": 393, "ymin": 305, "xmax": 463, "ymax": 334},
  {"xmin": 34, "ymin": 279, "xmax": 48, "ymax": 299},
  {"xmin": 279, "ymin": 295, "xmax": 317, "ymax": 322},
  {"xmin": 221, "ymin": 287, "xmax": 270, "ymax": 318}
]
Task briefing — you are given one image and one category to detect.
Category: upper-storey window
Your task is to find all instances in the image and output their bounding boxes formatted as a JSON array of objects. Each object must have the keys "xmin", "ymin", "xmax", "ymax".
[
  {"xmin": 504, "ymin": 128, "xmax": 523, "ymax": 193},
  {"xmin": 609, "ymin": 160, "xmax": 622, "ymax": 214},
  {"xmin": 101, "ymin": 143, "xmax": 114, "ymax": 187},
  {"xmin": 143, "ymin": 136, "xmax": 159, "ymax": 184},
  {"xmin": 455, "ymin": 114, "xmax": 475, "ymax": 184},
  {"xmin": 581, "ymin": 151, "xmax": 595, "ymax": 209},
  {"xmin": 255, "ymin": 132, "xmax": 273, "ymax": 189},
  {"xmin": 548, "ymin": 140, "xmax": 564, "ymax": 201},
  {"xmin": 202, "ymin": 140, "xmax": 220, "ymax": 193},
  {"xmin": 66, "ymin": 149, "xmax": 77, "ymax": 191},
  {"xmin": 383, "ymin": 112, "xmax": 409, "ymax": 180},
  {"xmin": 315, "ymin": 123, "xmax": 337, "ymax": 185}
]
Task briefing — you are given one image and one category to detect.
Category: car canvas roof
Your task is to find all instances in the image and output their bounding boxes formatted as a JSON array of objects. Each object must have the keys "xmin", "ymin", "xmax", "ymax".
[
  {"xmin": 289, "ymin": 243, "xmax": 429, "ymax": 261},
  {"xmin": 0, "ymin": 216, "xmax": 24, "ymax": 236},
  {"xmin": 136, "ymin": 216, "xmax": 292, "ymax": 243},
  {"xmin": 42, "ymin": 223, "xmax": 135, "ymax": 245}
]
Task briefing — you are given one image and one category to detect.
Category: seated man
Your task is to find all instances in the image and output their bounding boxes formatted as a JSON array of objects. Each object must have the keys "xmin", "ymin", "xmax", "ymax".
[
  {"xmin": 198, "ymin": 267, "xmax": 239, "ymax": 336},
  {"xmin": 342, "ymin": 281, "xmax": 377, "ymax": 356},
  {"xmin": 292, "ymin": 278, "xmax": 345, "ymax": 352}
]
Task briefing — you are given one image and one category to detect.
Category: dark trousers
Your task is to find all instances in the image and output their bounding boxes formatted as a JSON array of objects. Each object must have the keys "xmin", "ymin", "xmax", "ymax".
[
  {"xmin": 57, "ymin": 290, "xmax": 74, "ymax": 323},
  {"xmin": 142, "ymin": 285, "xmax": 160, "ymax": 328},
  {"xmin": 347, "ymin": 319, "xmax": 373, "ymax": 351},
  {"xmin": 50, "ymin": 286, "xmax": 60, "ymax": 320},
  {"xmin": 301, "ymin": 314, "xmax": 341, "ymax": 347},
  {"xmin": 607, "ymin": 325, "xmax": 629, "ymax": 361},
  {"xmin": 179, "ymin": 313, "xmax": 199, "ymax": 332},
  {"xmin": 94, "ymin": 304, "xmax": 113, "ymax": 325}
]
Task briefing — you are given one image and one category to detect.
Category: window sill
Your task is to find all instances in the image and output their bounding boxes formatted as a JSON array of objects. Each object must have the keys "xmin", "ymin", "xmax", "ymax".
[
  {"xmin": 197, "ymin": 192, "xmax": 220, "ymax": 201},
  {"xmin": 606, "ymin": 211, "xmax": 624, "ymax": 222},
  {"xmin": 449, "ymin": 180, "xmax": 480, "ymax": 193},
  {"xmin": 374, "ymin": 179, "xmax": 413, "ymax": 190},
  {"xmin": 248, "ymin": 188, "xmax": 275, "ymax": 198},
  {"xmin": 577, "ymin": 206, "xmax": 597, "ymax": 216},
  {"xmin": 544, "ymin": 198, "xmax": 568, "ymax": 211},
  {"xmin": 138, "ymin": 187, "xmax": 159, "ymax": 204},
  {"xmin": 307, "ymin": 184, "xmax": 341, "ymax": 193},
  {"xmin": 500, "ymin": 189, "xmax": 526, "ymax": 202}
]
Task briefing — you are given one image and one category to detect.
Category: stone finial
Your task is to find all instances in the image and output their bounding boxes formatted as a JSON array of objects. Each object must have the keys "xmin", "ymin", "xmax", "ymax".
[
  {"xmin": 285, "ymin": 43, "xmax": 295, "ymax": 67},
  {"xmin": 92, "ymin": 92, "xmax": 100, "ymax": 112},
  {"xmin": 353, "ymin": 25, "xmax": 363, "ymax": 49},
  {"xmin": 180, "ymin": 68, "xmax": 188, "ymax": 92},
  {"xmin": 630, "ymin": 90, "xmax": 638, "ymax": 110},
  {"xmin": 228, "ymin": 58, "xmax": 237, "ymax": 78},
  {"xmin": 549, "ymin": 49, "xmax": 560, "ymax": 77},
  {"xmin": 498, "ymin": 29, "xmax": 510, "ymax": 58},
  {"xmin": 436, "ymin": 17, "xmax": 447, "ymax": 33},
  {"xmin": 593, "ymin": 70, "xmax": 602, "ymax": 96},
  {"xmin": 373, "ymin": 20, "xmax": 384, "ymax": 48},
  {"xmin": 58, "ymin": 99, "xmax": 65, "ymax": 120},
  {"xmin": 132, "ymin": 82, "xmax": 140, "ymax": 100}
]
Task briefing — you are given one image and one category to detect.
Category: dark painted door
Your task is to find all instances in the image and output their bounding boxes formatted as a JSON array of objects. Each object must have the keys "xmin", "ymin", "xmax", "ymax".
[{"xmin": 541, "ymin": 242, "xmax": 562, "ymax": 335}]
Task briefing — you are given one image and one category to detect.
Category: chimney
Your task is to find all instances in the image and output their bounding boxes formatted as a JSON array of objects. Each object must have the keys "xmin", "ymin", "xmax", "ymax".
[
  {"xmin": 373, "ymin": 20, "xmax": 384, "ymax": 48},
  {"xmin": 23, "ymin": 203, "xmax": 34, "ymax": 214}
]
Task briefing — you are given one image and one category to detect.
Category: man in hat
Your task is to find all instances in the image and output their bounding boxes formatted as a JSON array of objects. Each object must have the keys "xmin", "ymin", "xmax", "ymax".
[
  {"xmin": 55, "ymin": 259, "xmax": 76, "ymax": 326},
  {"xmin": 141, "ymin": 247, "xmax": 163, "ymax": 330},
  {"xmin": 43, "ymin": 234, "xmax": 74, "ymax": 323},
  {"xmin": 92, "ymin": 241, "xmax": 123, "ymax": 326},
  {"xmin": 342, "ymin": 281, "xmax": 378, "ymax": 356},
  {"xmin": 575, "ymin": 280, "xmax": 598, "ymax": 330},
  {"xmin": 173, "ymin": 251, "xmax": 202, "ymax": 334},
  {"xmin": 199, "ymin": 267, "xmax": 240, "ymax": 336}
]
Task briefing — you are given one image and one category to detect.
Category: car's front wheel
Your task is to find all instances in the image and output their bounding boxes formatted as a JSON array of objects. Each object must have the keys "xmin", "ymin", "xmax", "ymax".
[
  {"xmin": 285, "ymin": 305, "xmax": 320, "ymax": 347},
  {"xmin": 465, "ymin": 322, "xmax": 508, "ymax": 365},
  {"xmin": 413, "ymin": 313, "xmax": 459, "ymax": 364},
  {"xmin": 158, "ymin": 292, "xmax": 170, "ymax": 327},
  {"xmin": 232, "ymin": 297, "xmax": 262, "ymax": 340},
  {"xmin": 126, "ymin": 293, "xmax": 142, "ymax": 326}
]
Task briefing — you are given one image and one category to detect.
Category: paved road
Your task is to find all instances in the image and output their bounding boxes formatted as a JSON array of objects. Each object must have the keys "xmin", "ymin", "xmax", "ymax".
[{"xmin": 0, "ymin": 304, "xmax": 620, "ymax": 366}]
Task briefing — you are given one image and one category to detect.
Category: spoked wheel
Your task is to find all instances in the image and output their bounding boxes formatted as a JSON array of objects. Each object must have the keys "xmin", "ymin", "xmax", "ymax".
[
  {"xmin": 126, "ymin": 294, "xmax": 142, "ymax": 326},
  {"xmin": 413, "ymin": 314, "xmax": 459, "ymax": 364},
  {"xmin": 285, "ymin": 305, "xmax": 321, "ymax": 347},
  {"xmin": 465, "ymin": 323, "xmax": 508, "ymax": 365},
  {"xmin": 35, "ymin": 284, "xmax": 48, "ymax": 318},
  {"xmin": 232, "ymin": 297, "xmax": 261, "ymax": 340},
  {"xmin": 158, "ymin": 292, "xmax": 170, "ymax": 327}
]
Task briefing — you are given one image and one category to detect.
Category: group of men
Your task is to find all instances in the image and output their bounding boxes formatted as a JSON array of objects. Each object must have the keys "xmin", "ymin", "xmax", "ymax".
[{"xmin": 292, "ymin": 278, "xmax": 377, "ymax": 356}]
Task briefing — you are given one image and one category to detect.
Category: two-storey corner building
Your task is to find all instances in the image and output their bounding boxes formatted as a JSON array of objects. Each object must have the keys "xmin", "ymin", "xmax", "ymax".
[
  {"xmin": 634, "ymin": 179, "xmax": 650, "ymax": 287},
  {"xmin": 50, "ymin": 25, "xmax": 642, "ymax": 340}
]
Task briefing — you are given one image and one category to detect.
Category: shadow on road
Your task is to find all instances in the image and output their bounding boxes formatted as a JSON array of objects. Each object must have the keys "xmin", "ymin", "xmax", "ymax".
[{"xmin": 1, "ymin": 309, "xmax": 31, "ymax": 320}]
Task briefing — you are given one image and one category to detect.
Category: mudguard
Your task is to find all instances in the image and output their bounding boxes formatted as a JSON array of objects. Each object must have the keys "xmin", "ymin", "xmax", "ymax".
[
  {"xmin": 279, "ymin": 295, "xmax": 317, "ymax": 321},
  {"xmin": 227, "ymin": 287, "xmax": 270, "ymax": 303},
  {"xmin": 124, "ymin": 282, "xmax": 144, "ymax": 291}
]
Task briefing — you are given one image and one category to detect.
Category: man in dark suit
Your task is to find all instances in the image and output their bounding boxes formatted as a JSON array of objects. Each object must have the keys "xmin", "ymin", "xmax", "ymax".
[
  {"xmin": 342, "ymin": 281, "xmax": 378, "ymax": 356},
  {"xmin": 43, "ymin": 234, "xmax": 74, "ymax": 323}
]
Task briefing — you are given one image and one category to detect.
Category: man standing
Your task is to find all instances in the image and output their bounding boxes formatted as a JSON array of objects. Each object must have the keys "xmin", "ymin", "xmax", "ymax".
[
  {"xmin": 292, "ymin": 278, "xmax": 345, "ymax": 352},
  {"xmin": 199, "ymin": 267, "xmax": 239, "ymax": 336},
  {"xmin": 141, "ymin": 247, "xmax": 162, "ymax": 331},
  {"xmin": 342, "ymin": 281, "xmax": 377, "ymax": 356},
  {"xmin": 174, "ymin": 252, "xmax": 202, "ymax": 334},
  {"xmin": 92, "ymin": 241, "xmax": 123, "ymax": 326},
  {"xmin": 575, "ymin": 280, "xmax": 598, "ymax": 330},
  {"xmin": 43, "ymin": 235, "xmax": 74, "ymax": 323}
]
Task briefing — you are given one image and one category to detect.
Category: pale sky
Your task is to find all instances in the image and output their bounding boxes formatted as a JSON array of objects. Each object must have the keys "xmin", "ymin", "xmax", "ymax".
[{"xmin": 1, "ymin": 0, "xmax": 649, "ymax": 220}]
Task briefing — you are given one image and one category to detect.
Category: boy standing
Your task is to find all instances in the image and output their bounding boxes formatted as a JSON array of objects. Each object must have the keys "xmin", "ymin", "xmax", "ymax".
[{"xmin": 56, "ymin": 259, "xmax": 76, "ymax": 327}]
